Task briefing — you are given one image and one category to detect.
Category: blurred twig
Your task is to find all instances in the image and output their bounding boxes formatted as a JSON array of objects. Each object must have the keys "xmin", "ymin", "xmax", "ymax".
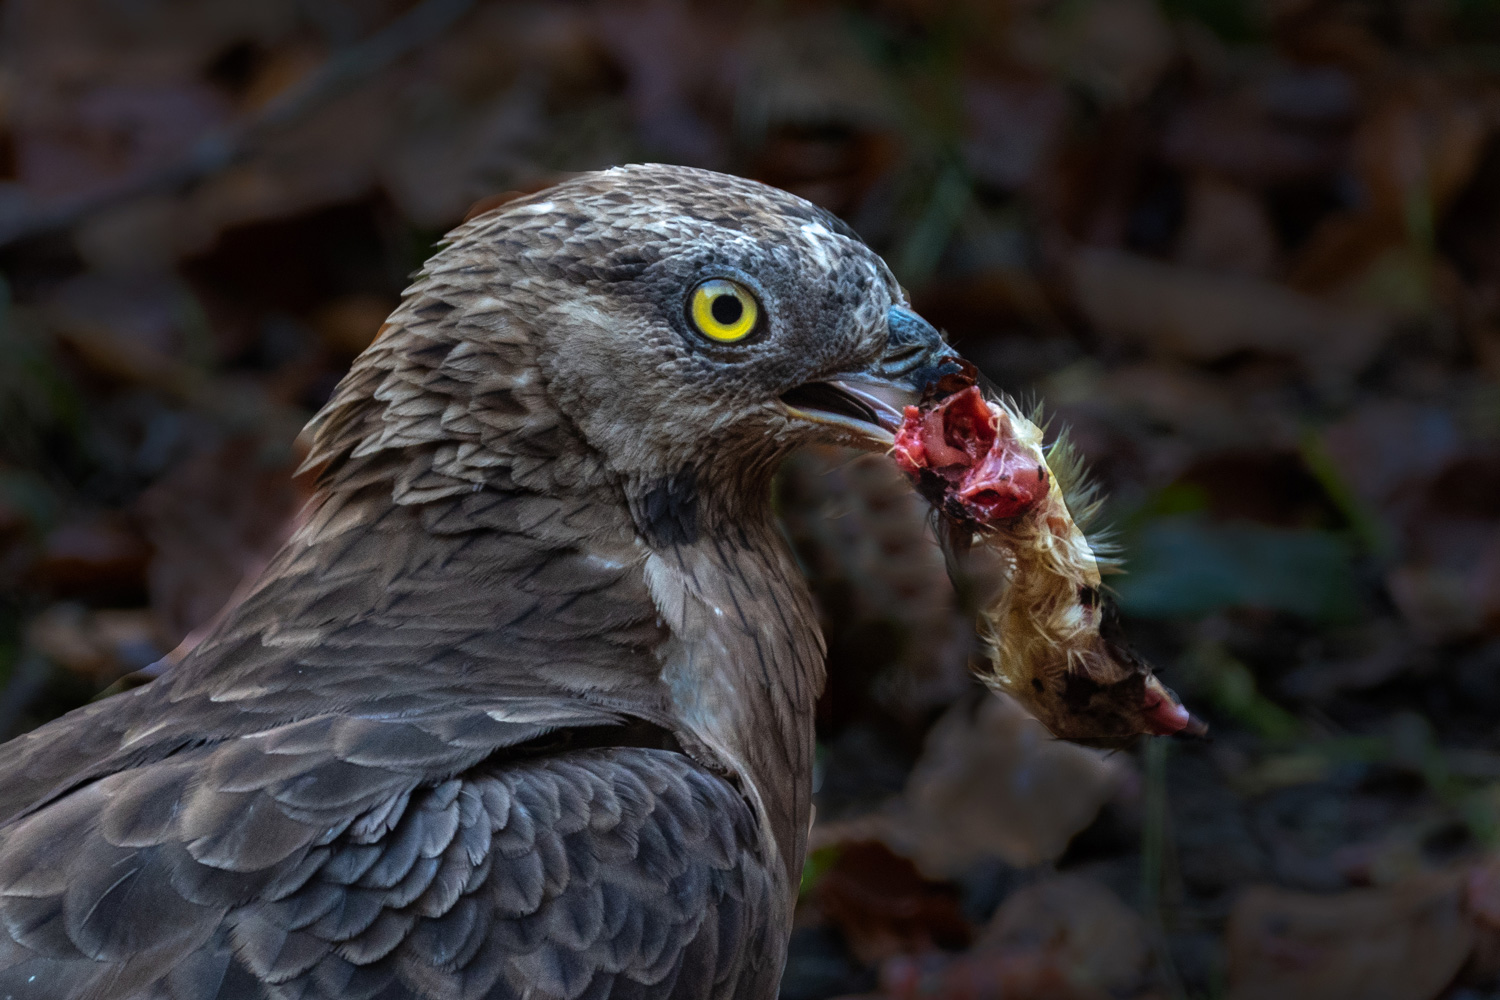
[
  {"xmin": 894, "ymin": 163, "xmax": 971, "ymax": 289},
  {"xmin": 1298, "ymin": 430, "xmax": 1397, "ymax": 560},
  {"xmin": 0, "ymin": 0, "xmax": 477, "ymax": 249},
  {"xmin": 1142, "ymin": 736, "xmax": 1190, "ymax": 1000}
]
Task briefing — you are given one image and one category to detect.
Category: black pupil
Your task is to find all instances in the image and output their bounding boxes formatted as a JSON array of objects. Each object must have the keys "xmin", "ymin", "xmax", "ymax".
[{"xmin": 710, "ymin": 293, "xmax": 743, "ymax": 326}]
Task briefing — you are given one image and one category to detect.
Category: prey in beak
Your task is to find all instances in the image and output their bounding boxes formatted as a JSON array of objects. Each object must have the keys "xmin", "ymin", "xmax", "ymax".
[{"xmin": 781, "ymin": 306, "xmax": 961, "ymax": 446}]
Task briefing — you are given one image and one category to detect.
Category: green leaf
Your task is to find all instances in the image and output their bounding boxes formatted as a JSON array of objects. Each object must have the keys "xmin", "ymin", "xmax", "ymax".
[{"xmin": 1115, "ymin": 515, "xmax": 1361, "ymax": 621}]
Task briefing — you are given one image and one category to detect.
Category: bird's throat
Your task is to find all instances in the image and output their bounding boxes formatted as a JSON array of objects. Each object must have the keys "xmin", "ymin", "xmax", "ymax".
[{"xmin": 643, "ymin": 522, "xmax": 826, "ymax": 903}]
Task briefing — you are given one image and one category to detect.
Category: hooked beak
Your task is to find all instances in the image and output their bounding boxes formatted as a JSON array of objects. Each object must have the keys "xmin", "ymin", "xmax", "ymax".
[{"xmin": 781, "ymin": 305, "xmax": 962, "ymax": 447}]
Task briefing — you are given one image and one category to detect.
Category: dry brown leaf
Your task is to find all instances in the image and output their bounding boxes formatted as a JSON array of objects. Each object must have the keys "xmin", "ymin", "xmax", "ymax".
[
  {"xmin": 1162, "ymin": 101, "xmax": 1342, "ymax": 185},
  {"xmin": 1292, "ymin": 76, "xmax": 1492, "ymax": 293},
  {"xmin": 812, "ymin": 840, "xmax": 971, "ymax": 965},
  {"xmin": 137, "ymin": 438, "xmax": 301, "ymax": 643},
  {"xmin": 816, "ymin": 695, "xmax": 1127, "ymax": 876},
  {"xmin": 1467, "ymin": 855, "xmax": 1500, "ymax": 986},
  {"xmin": 978, "ymin": 875, "xmax": 1149, "ymax": 993},
  {"xmin": 963, "ymin": 76, "xmax": 1068, "ymax": 191},
  {"xmin": 27, "ymin": 514, "xmax": 150, "ymax": 604},
  {"xmin": 1320, "ymin": 401, "xmax": 1462, "ymax": 509},
  {"xmin": 1386, "ymin": 559, "xmax": 1500, "ymax": 642},
  {"xmin": 1286, "ymin": 213, "xmax": 1405, "ymax": 295},
  {"xmin": 239, "ymin": 44, "xmax": 323, "ymax": 113},
  {"xmin": 902, "ymin": 696, "xmax": 1127, "ymax": 871},
  {"xmin": 1354, "ymin": 80, "xmax": 1491, "ymax": 228},
  {"xmin": 1060, "ymin": 0, "xmax": 1174, "ymax": 107},
  {"xmin": 26, "ymin": 603, "xmax": 163, "ymax": 685},
  {"xmin": 879, "ymin": 950, "xmax": 1108, "ymax": 1000},
  {"xmin": 1070, "ymin": 247, "xmax": 1391, "ymax": 380},
  {"xmin": 1468, "ymin": 855, "xmax": 1500, "ymax": 932},
  {"xmin": 1175, "ymin": 174, "xmax": 1279, "ymax": 278},
  {"xmin": 1384, "ymin": 451, "xmax": 1500, "ymax": 641},
  {"xmin": 44, "ymin": 273, "xmax": 206, "ymax": 401},
  {"xmin": 866, "ymin": 876, "xmax": 1146, "ymax": 1000},
  {"xmin": 73, "ymin": 195, "xmax": 203, "ymax": 274},
  {"xmin": 1227, "ymin": 872, "xmax": 1475, "ymax": 1000},
  {"xmin": 13, "ymin": 82, "xmax": 230, "ymax": 203},
  {"xmin": 312, "ymin": 293, "xmax": 397, "ymax": 356}
]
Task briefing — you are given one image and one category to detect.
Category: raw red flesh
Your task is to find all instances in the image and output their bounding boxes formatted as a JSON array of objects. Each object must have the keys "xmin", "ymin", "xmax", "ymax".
[{"xmin": 893, "ymin": 386, "xmax": 1048, "ymax": 523}]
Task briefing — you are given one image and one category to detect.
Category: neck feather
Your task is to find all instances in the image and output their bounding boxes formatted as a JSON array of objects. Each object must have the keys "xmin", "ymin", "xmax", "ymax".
[{"xmin": 642, "ymin": 512, "xmax": 826, "ymax": 898}]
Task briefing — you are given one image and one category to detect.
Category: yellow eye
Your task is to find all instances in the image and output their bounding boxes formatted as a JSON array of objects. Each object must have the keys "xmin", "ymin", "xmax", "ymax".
[{"xmin": 688, "ymin": 279, "xmax": 759, "ymax": 343}]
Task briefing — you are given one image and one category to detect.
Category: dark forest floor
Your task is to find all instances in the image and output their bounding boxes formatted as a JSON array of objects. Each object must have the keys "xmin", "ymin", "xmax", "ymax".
[{"xmin": 2, "ymin": 1, "xmax": 1499, "ymax": 997}]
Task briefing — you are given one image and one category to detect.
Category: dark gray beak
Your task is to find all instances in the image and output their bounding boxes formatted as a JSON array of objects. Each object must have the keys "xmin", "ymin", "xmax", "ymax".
[{"xmin": 781, "ymin": 305, "xmax": 962, "ymax": 446}]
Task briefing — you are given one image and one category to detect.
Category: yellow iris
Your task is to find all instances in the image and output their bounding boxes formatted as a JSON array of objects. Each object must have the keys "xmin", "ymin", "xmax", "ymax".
[{"xmin": 689, "ymin": 279, "xmax": 758, "ymax": 342}]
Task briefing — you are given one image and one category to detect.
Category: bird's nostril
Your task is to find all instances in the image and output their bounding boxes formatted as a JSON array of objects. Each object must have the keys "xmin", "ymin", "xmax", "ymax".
[
  {"xmin": 876, "ymin": 342, "xmax": 938, "ymax": 380},
  {"xmin": 882, "ymin": 305, "xmax": 953, "ymax": 380}
]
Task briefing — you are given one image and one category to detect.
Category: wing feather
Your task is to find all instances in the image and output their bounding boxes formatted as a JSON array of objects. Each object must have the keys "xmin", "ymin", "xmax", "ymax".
[{"xmin": 0, "ymin": 741, "xmax": 774, "ymax": 1000}]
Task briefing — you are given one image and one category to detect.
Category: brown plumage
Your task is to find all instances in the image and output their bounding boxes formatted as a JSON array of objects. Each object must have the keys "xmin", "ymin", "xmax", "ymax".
[{"xmin": 0, "ymin": 165, "xmax": 960, "ymax": 999}]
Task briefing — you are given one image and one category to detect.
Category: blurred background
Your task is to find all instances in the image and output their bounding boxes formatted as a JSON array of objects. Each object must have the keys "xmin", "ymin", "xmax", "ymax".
[{"xmin": 2, "ymin": 0, "xmax": 1499, "ymax": 996}]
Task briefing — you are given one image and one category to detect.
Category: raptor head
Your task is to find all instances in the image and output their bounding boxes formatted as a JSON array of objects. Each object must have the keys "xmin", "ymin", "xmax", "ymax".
[{"xmin": 305, "ymin": 164, "xmax": 960, "ymax": 535}]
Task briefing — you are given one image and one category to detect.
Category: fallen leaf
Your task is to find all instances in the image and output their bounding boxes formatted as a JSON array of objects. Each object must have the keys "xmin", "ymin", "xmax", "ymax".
[
  {"xmin": 137, "ymin": 438, "xmax": 301, "ymax": 643},
  {"xmin": 1467, "ymin": 855, "xmax": 1500, "ymax": 931},
  {"xmin": 239, "ymin": 44, "xmax": 323, "ymax": 113},
  {"xmin": 1467, "ymin": 855, "xmax": 1500, "ymax": 986},
  {"xmin": 25, "ymin": 603, "xmax": 164, "ymax": 685},
  {"xmin": 311, "ymin": 293, "xmax": 396, "ymax": 356},
  {"xmin": 1226, "ymin": 872, "xmax": 1475, "ymax": 1000},
  {"xmin": 879, "ymin": 949, "xmax": 1105, "ymax": 1000},
  {"xmin": 14, "ymin": 83, "xmax": 230, "ymax": 203},
  {"xmin": 815, "ymin": 695, "xmax": 1128, "ymax": 876},
  {"xmin": 1352, "ymin": 79, "xmax": 1491, "ymax": 230},
  {"xmin": 1291, "ymin": 76, "xmax": 1491, "ymax": 293},
  {"xmin": 870, "ymin": 875, "xmax": 1147, "ymax": 1000},
  {"xmin": 1175, "ymin": 174, "xmax": 1280, "ymax": 277},
  {"xmin": 73, "ymin": 194, "xmax": 200, "ymax": 274},
  {"xmin": 27, "ymin": 514, "xmax": 150, "ymax": 605},
  {"xmin": 1070, "ymin": 247, "xmax": 1391, "ymax": 380},
  {"xmin": 46, "ymin": 271, "xmax": 197, "ymax": 362},
  {"xmin": 1319, "ymin": 402, "xmax": 1462, "ymax": 510},
  {"xmin": 1114, "ymin": 515, "xmax": 1360, "ymax": 621},
  {"xmin": 963, "ymin": 76, "xmax": 1068, "ymax": 191},
  {"xmin": 44, "ymin": 287, "xmax": 204, "ymax": 402},
  {"xmin": 813, "ymin": 840, "xmax": 971, "ymax": 964},
  {"xmin": 1061, "ymin": 0, "xmax": 1175, "ymax": 107},
  {"xmin": 1161, "ymin": 100, "xmax": 1342, "ymax": 185},
  {"xmin": 1385, "ymin": 451, "xmax": 1500, "ymax": 641},
  {"xmin": 978, "ymin": 875, "xmax": 1149, "ymax": 993}
]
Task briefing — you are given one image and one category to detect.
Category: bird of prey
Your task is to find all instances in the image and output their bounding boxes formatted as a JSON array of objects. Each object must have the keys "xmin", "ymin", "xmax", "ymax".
[{"xmin": 0, "ymin": 164, "xmax": 962, "ymax": 999}]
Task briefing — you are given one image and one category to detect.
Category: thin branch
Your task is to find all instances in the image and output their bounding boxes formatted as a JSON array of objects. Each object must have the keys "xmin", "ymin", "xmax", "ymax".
[{"xmin": 0, "ymin": 0, "xmax": 476, "ymax": 249}]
